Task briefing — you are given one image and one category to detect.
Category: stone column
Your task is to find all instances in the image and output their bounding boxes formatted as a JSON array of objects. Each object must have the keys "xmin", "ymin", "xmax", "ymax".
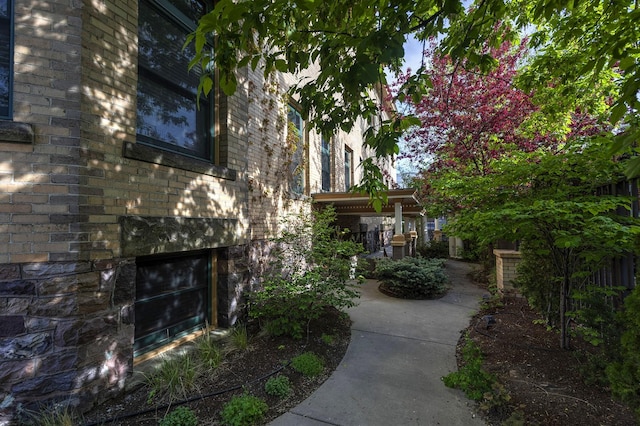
[
  {"xmin": 391, "ymin": 234, "xmax": 406, "ymax": 260},
  {"xmin": 493, "ymin": 249, "xmax": 522, "ymax": 293},
  {"xmin": 391, "ymin": 202, "xmax": 406, "ymax": 259},
  {"xmin": 410, "ymin": 230, "xmax": 418, "ymax": 256}
]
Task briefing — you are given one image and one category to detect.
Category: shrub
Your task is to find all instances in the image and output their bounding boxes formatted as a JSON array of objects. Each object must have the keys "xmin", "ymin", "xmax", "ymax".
[
  {"xmin": 417, "ymin": 241, "xmax": 449, "ymax": 259},
  {"xmin": 606, "ymin": 285, "xmax": 640, "ymax": 419},
  {"xmin": 443, "ymin": 336, "xmax": 509, "ymax": 413},
  {"xmin": 264, "ymin": 375, "xmax": 292, "ymax": 398},
  {"xmin": 159, "ymin": 406, "xmax": 198, "ymax": 426},
  {"xmin": 321, "ymin": 333, "xmax": 336, "ymax": 346},
  {"xmin": 250, "ymin": 206, "xmax": 362, "ymax": 339},
  {"xmin": 220, "ymin": 394, "xmax": 268, "ymax": 426},
  {"xmin": 443, "ymin": 337, "xmax": 496, "ymax": 401},
  {"xmin": 291, "ymin": 352, "xmax": 324, "ymax": 377},
  {"xmin": 375, "ymin": 257, "xmax": 448, "ymax": 299}
]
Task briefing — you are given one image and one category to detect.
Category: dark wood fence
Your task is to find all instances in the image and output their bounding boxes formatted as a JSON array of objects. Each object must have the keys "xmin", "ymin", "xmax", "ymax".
[{"xmin": 592, "ymin": 179, "xmax": 639, "ymax": 293}]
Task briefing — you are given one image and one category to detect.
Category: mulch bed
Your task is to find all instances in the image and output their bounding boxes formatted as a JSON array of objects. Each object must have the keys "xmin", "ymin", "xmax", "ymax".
[
  {"xmin": 81, "ymin": 308, "xmax": 351, "ymax": 425},
  {"xmin": 465, "ymin": 295, "xmax": 637, "ymax": 426}
]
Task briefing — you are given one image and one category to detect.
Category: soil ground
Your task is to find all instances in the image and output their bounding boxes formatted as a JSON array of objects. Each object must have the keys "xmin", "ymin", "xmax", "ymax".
[
  {"xmin": 81, "ymin": 270, "xmax": 638, "ymax": 425},
  {"xmin": 465, "ymin": 294, "xmax": 637, "ymax": 426},
  {"xmin": 81, "ymin": 308, "xmax": 351, "ymax": 426}
]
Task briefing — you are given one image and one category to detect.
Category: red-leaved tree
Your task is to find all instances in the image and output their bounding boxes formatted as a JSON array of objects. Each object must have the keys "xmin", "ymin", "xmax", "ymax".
[{"xmin": 395, "ymin": 39, "xmax": 543, "ymax": 176}]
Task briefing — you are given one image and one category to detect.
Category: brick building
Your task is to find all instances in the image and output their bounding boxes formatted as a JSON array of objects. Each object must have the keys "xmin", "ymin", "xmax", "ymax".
[{"xmin": 0, "ymin": 0, "xmax": 397, "ymax": 422}]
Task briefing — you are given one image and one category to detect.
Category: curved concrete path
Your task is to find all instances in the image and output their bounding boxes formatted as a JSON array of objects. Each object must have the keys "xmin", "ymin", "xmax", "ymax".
[{"xmin": 269, "ymin": 259, "xmax": 487, "ymax": 426}]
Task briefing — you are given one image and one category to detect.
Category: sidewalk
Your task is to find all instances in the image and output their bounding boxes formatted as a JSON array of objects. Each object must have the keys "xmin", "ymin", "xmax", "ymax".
[{"xmin": 269, "ymin": 259, "xmax": 487, "ymax": 426}]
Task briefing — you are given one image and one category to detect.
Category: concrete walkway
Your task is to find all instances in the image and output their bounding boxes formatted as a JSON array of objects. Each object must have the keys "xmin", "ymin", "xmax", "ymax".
[{"xmin": 270, "ymin": 259, "xmax": 487, "ymax": 426}]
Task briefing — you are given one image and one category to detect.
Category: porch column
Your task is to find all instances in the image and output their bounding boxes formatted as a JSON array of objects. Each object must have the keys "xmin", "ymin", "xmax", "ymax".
[{"xmin": 392, "ymin": 202, "xmax": 406, "ymax": 259}]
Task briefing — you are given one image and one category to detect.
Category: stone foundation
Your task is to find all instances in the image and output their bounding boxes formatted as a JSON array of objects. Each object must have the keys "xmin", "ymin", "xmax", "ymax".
[{"xmin": 0, "ymin": 259, "xmax": 135, "ymax": 423}]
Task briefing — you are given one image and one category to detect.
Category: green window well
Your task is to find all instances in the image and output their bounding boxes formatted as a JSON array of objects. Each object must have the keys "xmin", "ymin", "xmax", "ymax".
[{"xmin": 134, "ymin": 250, "xmax": 211, "ymax": 357}]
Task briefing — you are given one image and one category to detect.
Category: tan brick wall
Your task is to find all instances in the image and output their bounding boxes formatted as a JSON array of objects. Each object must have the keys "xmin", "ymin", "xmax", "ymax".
[
  {"xmin": 494, "ymin": 249, "xmax": 522, "ymax": 292},
  {"xmin": 0, "ymin": 0, "xmax": 84, "ymax": 263}
]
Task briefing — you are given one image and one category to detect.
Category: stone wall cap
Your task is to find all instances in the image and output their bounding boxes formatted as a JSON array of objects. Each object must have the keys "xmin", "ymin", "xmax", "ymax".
[
  {"xmin": 391, "ymin": 234, "xmax": 406, "ymax": 246},
  {"xmin": 493, "ymin": 249, "xmax": 522, "ymax": 258}
]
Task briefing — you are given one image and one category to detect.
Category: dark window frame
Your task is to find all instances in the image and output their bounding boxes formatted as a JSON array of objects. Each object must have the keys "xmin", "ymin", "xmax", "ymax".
[
  {"xmin": 345, "ymin": 146, "xmax": 353, "ymax": 192},
  {"xmin": 321, "ymin": 135, "xmax": 331, "ymax": 192},
  {"xmin": 287, "ymin": 104, "xmax": 305, "ymax": 195},
  {"xmin": 133, "ymin": 249, "xmax": 212, "ymax": 357},
  {"xmin": 0, "ymin": 0, "xmax": 14, "ymax": 119},
  {"xmin": 135, "ymin": 0, "xmax": 214, "ymax": 163}
]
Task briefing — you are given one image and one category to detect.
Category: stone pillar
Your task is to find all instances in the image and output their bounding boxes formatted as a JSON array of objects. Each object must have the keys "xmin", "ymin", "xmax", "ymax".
[
  {"xmin": 410, "ymin": 231, "xmax": 418, "ymax": 257},
  {"xmin": 404, "ymin": 233, "xmax": 413, "ymax": 257},
  {"xmin": 493, "ymin": 249, "xmax": 522, "ymax": 293},
  {"xmin": 394, "ymin": 202, "xmax": 402, "ymax": 235},
  {"xmin": 391, "ymin": 234, "xmax": 406, "ymax": 260},
  {"xmin": 449, "ymin": 237, "xmax": 464, "ymax": 259}
]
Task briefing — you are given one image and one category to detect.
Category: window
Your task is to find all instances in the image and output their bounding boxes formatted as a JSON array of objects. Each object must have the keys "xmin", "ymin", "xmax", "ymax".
[
  {"xmin": 0, "ymin": 0, "xmax": 12, "ymax": 119},
  {"xmin": 345, "ymin": 146, "xmax": 353, "ymax": 191},
  {"xmin": 136, "ymin": 0, "xmax": 213, "ymax": 161},
  {"xmin": 287, "ymin": 105, "xmax": 304, "ymax": 195},
  {"xmin": 321, "ymin": 136, "xmax": 331, "ymax": 192},
  {"xmin": 134, "ymin": 250, "xmax": 211, "ymax": 357}
]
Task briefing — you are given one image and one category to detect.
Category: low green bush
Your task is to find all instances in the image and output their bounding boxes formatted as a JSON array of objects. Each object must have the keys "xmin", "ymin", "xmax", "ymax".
[
  {"xmin": 606, "ymin": 285, "xmax": 640, "ymax": 420},
  {"xmin": 159, "ymin": 406, "xmax": 198, "ymax": 426},
  {"xmin": 220, "ymin": 394, "xmax": 269, "ymax": 426},
  {"xmin": 375, "ymin": 257, "xmax": 448, "ymax": 299},
  {"xmin": 249, "ymin": 206, "xmax": 361, "ymax": 340},
  {"xmin": 264, "ymin": 375, "xmax": 292, "ymax": 398},
  {"xmin": 443, "ymin": 337, "xmax": 496, "ymax": 401},
  {"xmin": 443, "ymin": 335, "xmax": 510, "ymax": 413},
  {"xmin": 291, "ymin": 352, "xmax": 324, "ymax": 377},
  {"xmin": 417, "ymin": 241, "xmax": 449, "ymax": 259}
]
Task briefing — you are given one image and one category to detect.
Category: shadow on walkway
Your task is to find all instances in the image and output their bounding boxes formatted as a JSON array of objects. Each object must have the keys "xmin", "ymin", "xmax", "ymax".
[{"xmin": 270, "ymin": 259, "xmax": 488, "ymax": 426}]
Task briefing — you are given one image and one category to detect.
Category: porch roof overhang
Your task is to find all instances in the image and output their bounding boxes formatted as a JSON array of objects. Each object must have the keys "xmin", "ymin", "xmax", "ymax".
[{"xmin": 311, "ymin": 188, "xmax": 423, "ymax": 217}]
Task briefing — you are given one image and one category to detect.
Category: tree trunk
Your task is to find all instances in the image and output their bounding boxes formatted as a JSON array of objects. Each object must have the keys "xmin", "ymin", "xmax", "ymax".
[{"xmin": 560, "ymin": 259, "xmax": 571, "ymax": 350}]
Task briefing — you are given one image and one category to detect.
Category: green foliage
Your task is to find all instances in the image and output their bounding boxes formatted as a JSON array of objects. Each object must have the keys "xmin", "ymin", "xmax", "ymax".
[
  {"xmin": 250, "ymin": 205, "xmax": 362, "ymax": 339},
  {"xmin": 320, "ymin": 333, "xmax": 336, "ymax": 346},
  {"xmin": 569, "ymin": 285, "xmax": 626, "ymax": 347},
  {"xmin": 443, "ymin": 336, "xmax": 509, "ymax": 412},
  {"xmin": 220, "ymin": 394, "xmax": 269, "ymax": 426},
  {"xmin": 159, "ymin": 406, "xmax": 198, "ymax": 426},
  {"xmin": 196, "ymin": 333, "xmax": 223, "ymax": 370},
  {"xmin": 19, "ymin": 405, "xmax": 76, "ymax": 426},
  {"xmin": 375, "ymin": 257, "xmax": 448, "ymax": 299},
  {"xmin": 189, "ymin": 0, "xmax": 638, "ymax": 208},
  {"xmin": 230, "ymin": 325, "xmax": 249, "ymax": 351},
  {"xmin": 446, "ymin": 139, "xmax": 640, "ymax": 348},
  {"xmin": 264, "ymin": 375, "xmax": 292, "ymax": 398},
  {"xmin": 146, "ymin": 355, "xmax": 200, "ymax": 403},
  {"xmin": 511, "ymin": 245, "xmax": 558, "ymax": 325},
  {"xmin": 291, "ymin": 352, "xmax": 324, "ymax": 377},
  {"xmin": 606, "ymin": 285, "xmax": 640, "ymax": 419},
  {"xmin": 417, "ymin": 241, "xmax": 450, "ymax": 259}
]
